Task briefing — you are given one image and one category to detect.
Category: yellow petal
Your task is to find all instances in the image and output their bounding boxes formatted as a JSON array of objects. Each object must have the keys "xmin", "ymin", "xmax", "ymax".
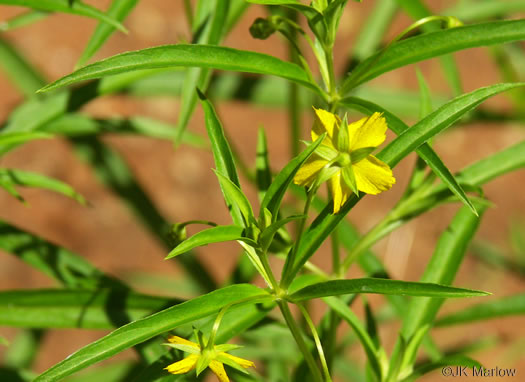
[
  {"xmin": 164, "ymin": 354, "xmax": 199, "ymax": 374},
  {"xmin": 209, "ymin": 360, "xmax": 229, "ymax": 382},
  {"xmin": 353, "ymin": 155, "xmax": 395, "ymax": 195},
  {"xmin": 312, "ymin": 108, "xmax": 339, "ymax": 149},
  {"xmin": 166, "ymin": 336, "xmax": 199, "ymax": 349},
  {"xmin": 293, "ymin": 156, "xmax": 328, "ymax": 187},
  {"xmin": 222, "ymin": 353, "xmax": 256, "ymax": 369},
  {"xmin": 348, "ymin": 112, "xmax": 387, "ymax": 151},
  {"xmin": 328, "ymin": 171, "xmax": 351, "ymax": 214}
]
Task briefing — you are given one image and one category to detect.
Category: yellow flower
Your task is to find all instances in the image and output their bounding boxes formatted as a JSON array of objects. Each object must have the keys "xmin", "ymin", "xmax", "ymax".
[
  {"xmin": 294, "ymin": 108, "xmax": 395, "ymax": 213},
  {"xmin": 164, "ymin": 335, "xmax": 255, "ymax": 382}
]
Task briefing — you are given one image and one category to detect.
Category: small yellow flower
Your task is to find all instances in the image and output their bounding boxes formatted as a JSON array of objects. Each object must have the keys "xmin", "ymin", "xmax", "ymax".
[
  {"xmin": 164, "ymin": 335, "xmax": 255, "ymax": 382},
  {"xmin": 294, "ymin": 108, "xmax": 395, "ymax": 213}
]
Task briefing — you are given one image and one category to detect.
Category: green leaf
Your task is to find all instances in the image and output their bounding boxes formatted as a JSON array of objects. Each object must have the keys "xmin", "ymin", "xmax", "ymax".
[
  {"xmin": 456, "ymin": 140, "xmax": 525, "ymax": 186},
  {"xmin": 0, "ymin": 0, "xmax": 126, "ymax": 32},
  {"xmin": 76, "ymin": 0, "xmax": 139, "ymax": 67},
  {"xmin": 289, "ymin": 278, "xmax": 489, "ymax": 302},
  {"xmin": 260, "ymin": 214, "xmax": 304, "ymax": 251},
  {"xmin": 416, "ymin": 69, "xmax": 433, "ymax": 118},
  {"xmin": 33, "ymin": 284, "xmax": 270, "ymax": 382},
  {"xmin": 0, "ymin": 169, "xmax": 86, "ymax": 205},
  {"xmin": 0, "ymin": 289, "xmax": 180, "ymax": 329},
  {"xmin": 214, "ymin": 171, "xmax": 255, "ymax": 228},
  {"xmin": 399, "ymin": 355, "xmax": 482, "ymax": 382},
  {"xmin": 166, "ymin": 225, "xmax": 248, "ymax": 259},
  {"xmin": 344, "ymin": 20, "xmax": 525, "ymax": 89},
  {"xmin": 0, "ymin": 10, "xmax": 49, "ymax": 31},
  {"xmin": 340, "ymin": 97, "xmax": 476, "ymax": 215},
  {"xmin": 377, "ymin": 83, "xmax": 525, "ymax": 169},
  {"xmin": 37, "ymin": 45, "xmax": 317, "ymax": 94},
  {"xmin": 0, "ymin": 221, "xmax": 125, "ymax": 289},
  {"xmin": 397, "ymin": 203, "xmax": 487, "ymax": 367},
  {"xmin": 350, "ymin": 0, "xmax": 398, "ymax": 64},
  {"xmin": 324, "ymin": 296, "xmax": 382, "ymax": 381},
  {"xmin": 260, "ymin": 133, "xmax": 325, "ymax": 221},
  {"xmin": 199, "ymin": 91, "xmax": 244, "ymax": 226},
  {"xmin": 444, "ymin": 0, "xmax": 525, "ymax": 23},
  {"xmin": 0, "ymin": 36, "xmax": 46, "ymax": 96},
  {"xmin": 436, "ymin": 294, "xmax": 525, "ymax": 327},
  {"xmin": 255, "ymin": 128, "xmax": 272, "ymax": 199},
  {"xmin": 0, "ymin": 132, "xmax": 53, "ymax": 157},
  {"xmin": 174, "ymin": 0, "xmax": 232, "ymax": 146}
]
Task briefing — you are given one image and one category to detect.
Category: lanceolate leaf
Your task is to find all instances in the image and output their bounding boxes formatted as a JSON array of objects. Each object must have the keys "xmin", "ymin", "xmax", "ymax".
[
  {"xmin": 199, "ymin": 91, "xmax": 244, "ymax": 226},
  {"xmin": 344, "ymin": 20, "xmax": 525, "ymax": 89},
  {"xmin": 0, "ymin": 289, "xmax": 180, "ymax": 329},
  {"xmin": 34, "ymin": 284, "xmax": 270, "ymax": 382},
  {"xmin": 0, "ymin": 221, "xmax": 124, "ymax": 289},
  {"xmin": 289, "ymin": 278, "xmax": 489, "ymax": 302},
  {"xmin": 214, "ymin": 171, "xmax": 255, "ymax": 228},
  {"xmin": 174, "ymin": 0, "xmax": 231, "ymax": 145},
  {"xmin": 0, "ymin": 37, "xmax": 46, "ymax": 96},
  {"xmin": 436, "ymin": 294, "xmax": 525, "ymax": 326},
  {"xmin": 0, "ymin": 0, "xmax": 126, "ymax": 32},
  {"xmin": 166, "ymin": 225, "xmax": 248, "ymax": 259},
  {"xmin": 76, "ymin": 0, "xmax": 139, "ymax": 67},
  {"xmin": 377, "ymin": 83, "xmax": 525, "ymax": 168},
  {"xmin": 0, "ymin": 169, "xmax": 87, "ymax": 205},
  {"xmin": 38, "ymin": 45, "xmax": 317, "ymax": 94}
]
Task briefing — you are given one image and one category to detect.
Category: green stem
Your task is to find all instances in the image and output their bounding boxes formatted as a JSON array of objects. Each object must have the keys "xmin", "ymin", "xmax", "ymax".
[
  {"xmin": 281, "ymin": 188, "xmax": 316, "ymax": 289},
  {"xmin": 183, "ymin": 0, "xmax": 193, "ymax": 30},
  {"xmin": 278, "ymin": 301, "xmax": 324, "ymax": 382},
  {"xmin": 298, "ymin": 304, "xmax": 333, "ymax": 382},
  {"xmin": 330, "ymin": 222, "xmax": 341, "ymax": 277},
  {"xmin": 259, "ymin": 249, "xmax": 280, "ymax": 292},
  {"xmin": 341, "ymin": 216, "xmax": 394, "ymax": 272},
  {"xmin": 287, "ymin": 10, "xmax": 301, "ymax": 158}
]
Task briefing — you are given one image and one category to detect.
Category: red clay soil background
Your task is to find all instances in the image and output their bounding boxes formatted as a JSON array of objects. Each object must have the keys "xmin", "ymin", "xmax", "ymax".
[{"xmin": 1, "ymin": 1, "xmax": 524, "ymax": 381}]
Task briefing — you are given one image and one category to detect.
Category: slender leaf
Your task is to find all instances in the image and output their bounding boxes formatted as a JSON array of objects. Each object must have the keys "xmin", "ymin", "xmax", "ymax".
[
  {"xmin": 214, "ymin": 171, "xmax": 255, "ymax": 227},
  {"xmin": 0, "ymin": 169, "xmax": 86, "ymax": 204},
  {"xmin": 377, "ymin": 83, "xmax": 525, "ymax": 168},
  {"xmin": 344, "ymin": 20, "xmax": 525, "ymax": 90},
  {"xmin": 33, "ymin": 284, "xmax": 270, "ymax": 382},
  {"xmin": 290, "ymin": 278, "xmax": 489, "ymax": 302},
  {"xmin": 0, "ymin": 131, "xmax": 52, "ymax": 149},
  {"xmin": 0, "ymin": 10, "xmax": 49, "ymax": 31},
  {"xmin": 255, "ymin": 127, "xmax": 272, "ymax": 199},
  {"xmin": 350, "ymin": 0, "xmax": 398, "ymax": 64},
  {"xmin": 199, "ymin": 91, "xmax": 244, "ymax": 226},
  {"xmin": 0, "ymin": 0, "xmax": 126, "ymax": 32},
  {"xmin": 0, "ymin": 289, "xmax": 180, "ymax": 329},
  {"xmin": 38, "ymin": 45, "xmax": 317, "ymax": 94},
  {"xmin": 399, "ymin": 355, "xmax": 482, "ymax": 382},
  {"xmin": 166, "ymin": 225, "xmax": 248, "ymax": 259},
  {"xmin": 324, "ymin": 297, "xmax": 382, "ymax": 380},
  {"xmin": 174, "ymin": 0, "xmax": 230, "ymax": 145},
  {"xmin": 396, "ymin": 203, "xmax": 487, "ymax": 370},
  {"xmin": 444, "ymin": 0, "xmax": 525, "ymax": 22},
  {"xmin": 76, "ymin": 0, "xmax": 139, "ymax": 67},
  {"xmin": 456, "ymin": 140, "xmax": 525, "ymax": 186},
  {"xmin": 0, "ymin": 37, "xmax": 46, "ymax": 96},
  {"xmin": 436, "ymin": 294, "xmax": 525, "ymax": 326},
  {"xmin": 0, "ymin": 221, "xmax": 126, "ymax": 289}
]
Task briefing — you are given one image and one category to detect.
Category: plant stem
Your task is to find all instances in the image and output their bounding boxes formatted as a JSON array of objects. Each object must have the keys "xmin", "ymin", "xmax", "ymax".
[
  {"xmin": 281, "ymin": 188, "xmax": 316, "ymax": 289},
  {"xmin": 331, "ymin": 223, "xmax": 341, "ymax": 277},
  {"xmin": 277, "ymin": 300, "xmax": 324, "ymax": 382},
  {"xmin": 287, "ymin": 9, "xmax": 301, "ymax": 158},
  {"xmin": 298, "ymin": 304, "xmax": 333, "ymax": 382}
]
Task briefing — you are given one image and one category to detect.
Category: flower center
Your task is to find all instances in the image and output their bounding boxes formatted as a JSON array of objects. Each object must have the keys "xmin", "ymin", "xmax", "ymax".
[{"xmin": 335, "ymin": 152, "xmax": 351, "ymax": 167}]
